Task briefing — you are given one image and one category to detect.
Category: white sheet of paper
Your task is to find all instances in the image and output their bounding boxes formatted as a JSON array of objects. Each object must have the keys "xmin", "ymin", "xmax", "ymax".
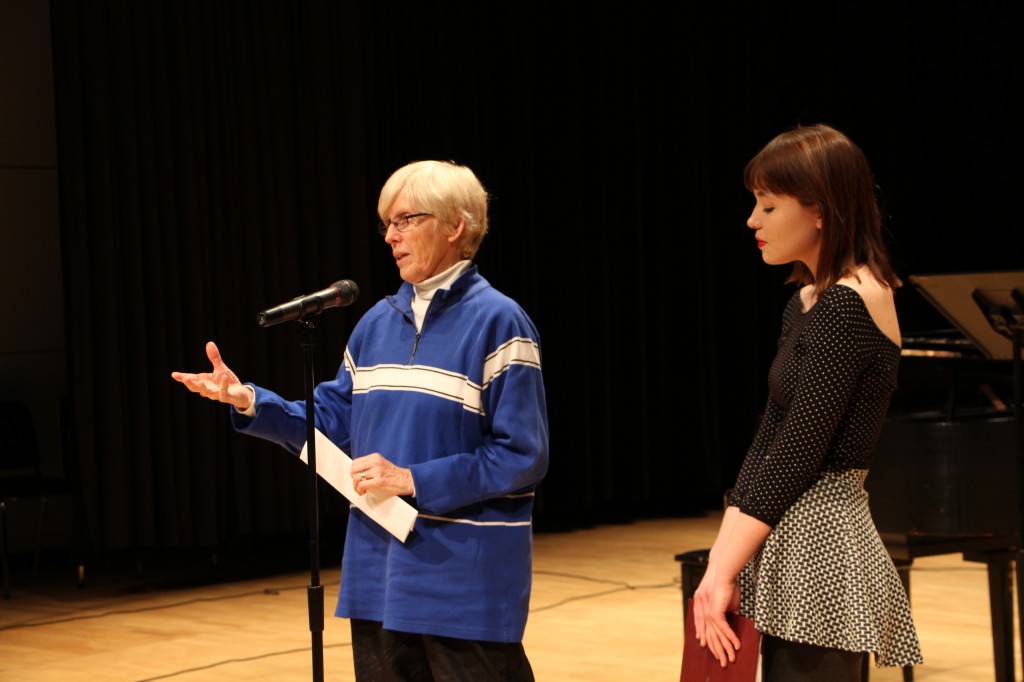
[{"xmin": 299, "ymin": 428, "xmax": 418, "ymax": 543}]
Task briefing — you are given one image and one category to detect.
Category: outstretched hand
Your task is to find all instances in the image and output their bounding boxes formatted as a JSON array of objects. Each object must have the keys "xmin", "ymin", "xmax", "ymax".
[{"xmin": 171, "ymin": 341, "xmax": 253, "ymax": 411}]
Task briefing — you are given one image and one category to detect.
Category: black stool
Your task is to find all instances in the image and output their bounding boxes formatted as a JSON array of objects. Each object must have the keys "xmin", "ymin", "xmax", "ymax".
[{"xmin": 674, "ymin": 548, "xmax": 710, "ymax": 625}]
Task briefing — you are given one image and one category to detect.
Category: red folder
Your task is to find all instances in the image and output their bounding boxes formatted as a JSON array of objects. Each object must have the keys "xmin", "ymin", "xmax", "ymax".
[{"xmin": 681, "ymin": 598, "xmax": 760, "ymax": 682}]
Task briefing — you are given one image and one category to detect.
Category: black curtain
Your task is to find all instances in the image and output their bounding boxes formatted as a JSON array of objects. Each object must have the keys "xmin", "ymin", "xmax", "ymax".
[{"xmin": 50, "ymin": 1, "xmax": 1020, "ymax": 556}]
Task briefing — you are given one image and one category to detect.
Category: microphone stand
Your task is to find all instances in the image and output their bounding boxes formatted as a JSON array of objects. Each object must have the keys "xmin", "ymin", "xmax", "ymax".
[
  {"xmin": 299, "ymin": 319, "xmax": 325, "ymax": 682},
  {"xmin": 256, "ymin": 278, "xmax": 360, "ymax": 675},
  {"xmin": 257, "ymin": 281, "xmax": 358, "ymax": 681}
]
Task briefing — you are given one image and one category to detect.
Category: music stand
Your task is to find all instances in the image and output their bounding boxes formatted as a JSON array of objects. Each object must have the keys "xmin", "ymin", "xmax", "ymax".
[
  {"xmin": 951, "ymin": 272, "xmax": 1024, "ymax": 682},
  {"xmin": 908, "ymin": 271, "xmax": 1024, "ymax": 361}
]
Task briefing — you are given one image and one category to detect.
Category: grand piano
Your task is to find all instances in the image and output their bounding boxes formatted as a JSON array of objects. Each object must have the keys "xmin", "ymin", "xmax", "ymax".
[{"xmin": 866, "ymin": 271, "xmax": 1024, "ymax": 682}]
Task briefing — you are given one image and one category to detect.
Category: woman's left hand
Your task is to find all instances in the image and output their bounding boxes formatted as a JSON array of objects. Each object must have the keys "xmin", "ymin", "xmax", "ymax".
[
  {"xmin": 693, "ymin": 569, "xmax": 743, "ymax": 667},
  {"xmin": 351, "ymin": 453, "xmax": 415, "ymax": 497}
]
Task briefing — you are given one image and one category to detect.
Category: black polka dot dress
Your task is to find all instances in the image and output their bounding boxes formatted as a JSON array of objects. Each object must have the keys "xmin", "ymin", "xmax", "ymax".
[{"xmin": 728, "ymin": 284, "xmax": 923, "ymax": 668}]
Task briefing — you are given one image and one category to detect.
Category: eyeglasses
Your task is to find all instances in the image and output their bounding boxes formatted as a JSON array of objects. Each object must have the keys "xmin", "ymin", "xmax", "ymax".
[{"xmin": 377, "ymin": 212, "xmax": 432, "ymax": 236}]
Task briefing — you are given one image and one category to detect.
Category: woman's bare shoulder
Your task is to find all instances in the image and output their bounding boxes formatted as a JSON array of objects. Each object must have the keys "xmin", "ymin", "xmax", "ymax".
[{"xmin": 836, "ymin": 267, "xmax": 901, "ymax": 346}]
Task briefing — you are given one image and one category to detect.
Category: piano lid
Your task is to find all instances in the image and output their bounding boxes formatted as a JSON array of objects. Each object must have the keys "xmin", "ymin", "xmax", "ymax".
[
  {"xmin": 908, "ymin": 271, "xmax": 1024, "ymax": 361},
  {"xmin": 868, "ymin": 271, "xmax": 1021, "ymax": 539},
  {"xmin": 891, "ymin": 274, "xmax": 1017, "ymax": 419}
]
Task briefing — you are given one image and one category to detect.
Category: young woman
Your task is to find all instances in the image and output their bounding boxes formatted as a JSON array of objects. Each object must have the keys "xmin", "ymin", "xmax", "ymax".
[{"xmin": 693, "ymin": 124, "xmax": 923, "ymax": 680}]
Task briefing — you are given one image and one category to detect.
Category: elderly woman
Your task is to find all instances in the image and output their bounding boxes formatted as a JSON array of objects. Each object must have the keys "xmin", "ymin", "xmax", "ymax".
[{"xmin": 173, "ymin": 160, "xmax": 549, "ymax": 681}]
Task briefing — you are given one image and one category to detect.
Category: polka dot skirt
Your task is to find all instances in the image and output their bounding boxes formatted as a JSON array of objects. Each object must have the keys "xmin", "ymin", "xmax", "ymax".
[{"xmin": 738, "ymin": 469, "xmax": 923, "ymax": 667}]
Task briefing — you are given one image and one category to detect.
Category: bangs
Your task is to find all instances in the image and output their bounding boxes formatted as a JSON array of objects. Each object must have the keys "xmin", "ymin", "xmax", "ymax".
[{"xmin": 743, "ymin": 146, "xmax": 808, "ymax": 198}]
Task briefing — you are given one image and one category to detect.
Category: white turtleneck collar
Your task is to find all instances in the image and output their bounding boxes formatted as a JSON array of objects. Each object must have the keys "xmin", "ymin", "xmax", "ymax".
[{"xmin": 411, "ymin": 260, "xmax": 472, "ymax": 331}]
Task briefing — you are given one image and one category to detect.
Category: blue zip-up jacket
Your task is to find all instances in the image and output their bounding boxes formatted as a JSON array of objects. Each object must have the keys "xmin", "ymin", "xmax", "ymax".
[{"xmin": 231, "ymin": 265, "xmax": 549, "ymax": 642}]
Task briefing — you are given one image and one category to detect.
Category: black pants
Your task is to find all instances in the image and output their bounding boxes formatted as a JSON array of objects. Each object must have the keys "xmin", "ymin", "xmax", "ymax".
[
  {"xmin": 761, "ymin": 634, "xmax": 866, "ymax": 682},
  {"xmin": 350, "ymin": 619, "xmax": 535, "ymax": 682}
]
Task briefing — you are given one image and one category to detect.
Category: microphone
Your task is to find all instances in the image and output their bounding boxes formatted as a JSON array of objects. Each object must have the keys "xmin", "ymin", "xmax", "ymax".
[{"xmin": 257, "ymin": 280, "xmax": 359, "ymax": 327}]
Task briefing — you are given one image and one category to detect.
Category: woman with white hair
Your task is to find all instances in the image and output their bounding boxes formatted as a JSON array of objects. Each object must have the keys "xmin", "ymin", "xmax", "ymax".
[{"xmin": 174, "ymin": 160, "xmax": 549, "ymax": 681}]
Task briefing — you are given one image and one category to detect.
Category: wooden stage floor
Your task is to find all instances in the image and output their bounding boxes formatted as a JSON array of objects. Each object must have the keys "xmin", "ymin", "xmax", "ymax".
[{"xmin": 0, "ymin": 512, "xmax": 1017, "ymax": 680}]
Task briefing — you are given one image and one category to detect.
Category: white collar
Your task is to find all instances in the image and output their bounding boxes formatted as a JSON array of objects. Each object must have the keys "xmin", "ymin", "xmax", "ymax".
[{"xmin": 413, "ymin": 260, "xmax": 472, "ymax": 301}]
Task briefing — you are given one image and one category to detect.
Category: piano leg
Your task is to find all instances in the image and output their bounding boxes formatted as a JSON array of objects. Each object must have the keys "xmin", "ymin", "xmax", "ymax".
[
  {"xmin": 882, "ymin": 534, "xmax": 1019, "ymax": 682},
  {"xmin": 1018, "ymin": 552, "xmax": 1024, "ymax": 682},
  {"xmin": 964, "ymin": 548, "xmax": 1015, "ymax": 682}
]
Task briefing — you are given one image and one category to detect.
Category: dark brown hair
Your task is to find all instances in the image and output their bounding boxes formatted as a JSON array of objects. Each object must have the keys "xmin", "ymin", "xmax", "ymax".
[{"xmin": 743, "ymin": 124, "xmax": 900, "ymax": 294}]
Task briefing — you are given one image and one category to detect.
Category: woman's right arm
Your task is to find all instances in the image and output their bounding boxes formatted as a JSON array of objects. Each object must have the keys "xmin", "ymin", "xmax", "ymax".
[
  {"xmin": 171, "ymin": 340, "xmax": 253, "ymax": 411},
  {"xmin": 693, "ymin": 506, "xmax": 771, "ymax": 667}
]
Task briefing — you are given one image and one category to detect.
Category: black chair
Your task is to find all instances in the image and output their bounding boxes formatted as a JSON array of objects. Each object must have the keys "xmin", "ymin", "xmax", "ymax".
[{"xmin": 0, "ymin": 399, "xmax": 76, "ymax": 598}]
